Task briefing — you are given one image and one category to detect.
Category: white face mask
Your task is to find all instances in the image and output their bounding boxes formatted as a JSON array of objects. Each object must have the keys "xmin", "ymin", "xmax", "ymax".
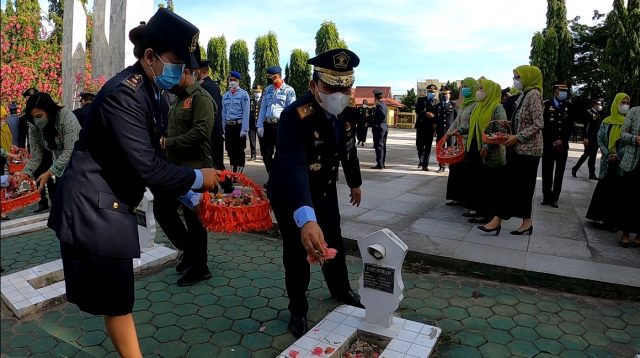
[
  {"xmin": 254, "ymin": 93, "xmax": 262, "ymax": 100},
  {"xmin": 618, "ymin": 104, "xmax": 630, "ymax": 114},
  {"xmin": 513, "ymin": 79, "xmax": 523, "ymax": 90},
  {"xmin": 229, "ymin": 81, "xmax": 239, "ymax": 89},
  {"xmin": 476, "ymin": 90, "xmax": 486, "ymax": 102},
  {"xmin": 596, "ymin": 105, "xmax": 603, "ymax": 112},
  {"xmin": 316, "ymin": 89, "xmax": 351, "ymax": 116}
]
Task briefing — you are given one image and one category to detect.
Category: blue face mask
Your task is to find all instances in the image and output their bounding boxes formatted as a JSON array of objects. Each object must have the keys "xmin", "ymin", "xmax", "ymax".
[
  {"xmin": 153, "ymin": 54, "xmax": 185, "ymax": 90},
  {"xmin": 427, "ymin": 92, "xmax": 435, "ymax": 100},
  {"xmin": 461, "ymin": 88, "xmax": 472, "ymax": 98},
  {"xmin": 557, "ymin": 90, "xmax": 568, "ymax": 101}
]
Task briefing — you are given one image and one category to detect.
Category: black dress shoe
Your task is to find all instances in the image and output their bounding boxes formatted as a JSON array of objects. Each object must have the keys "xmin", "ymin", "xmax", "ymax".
[
  {"xmin": 436, "ymin": 167, "xmax": 445, "ymax": 173},
  {"xmin": 177, "ymin": 268, "xmax": 212, "ymax": 286},
  {"xmin": 477, "ymin": 224, "xmax": 501, "ymax": 236},
  {"xmin": 33, "ymin": 204, "xmax": 49, "ymax": 214},
  {"xmin": 589, "ymin": 174, "xmax": 598, "ymax": 180},
  {"xmin": 289, "ymin": 316, "xmax": 309, "ymax": 338},
  {"xmin": 421, "ymin": 166, "xmax": 429, "ymax": 171},
  {"xmin": 333, "ymin": 290, "xmax": 365, "ymax": 309},
  {"xmin": 175, "ymin": 259, "xmax": 190, "ymax": 274},
  {"xmin": 370, "ymin": 165, "xmax": 383, "ymax": 169},
  {"xmin": 550, "ymin": 202, "xmax": 559, "ymax": 208},
  {"xmin": 511, "ymin": 226, "xmax": 533, "ymax": 235},
  {"xmin": 571, "ymin": 166, "xmax": 577, "ymax": 178}
]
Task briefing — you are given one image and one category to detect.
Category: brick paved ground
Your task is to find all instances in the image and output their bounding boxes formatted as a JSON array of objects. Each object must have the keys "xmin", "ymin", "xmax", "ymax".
[{"xmin": 2, "ymin": 230, "xmax": 638, "ymax": 357}]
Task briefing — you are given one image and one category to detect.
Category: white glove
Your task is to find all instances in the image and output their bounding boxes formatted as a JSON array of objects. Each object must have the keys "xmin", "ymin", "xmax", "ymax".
[
  {"xmin": 257, "ymin": 127, "xmax": 264, "ymax": 137},
  {"xmin": 240, "ymin": 130, "xmax": 247, "ymax": 137}
]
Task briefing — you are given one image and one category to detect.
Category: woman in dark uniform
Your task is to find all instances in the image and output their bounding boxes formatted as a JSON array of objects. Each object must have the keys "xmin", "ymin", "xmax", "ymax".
[{"xmin": 47, "ymin": 9, "xmax": 218, "ymax": 357}]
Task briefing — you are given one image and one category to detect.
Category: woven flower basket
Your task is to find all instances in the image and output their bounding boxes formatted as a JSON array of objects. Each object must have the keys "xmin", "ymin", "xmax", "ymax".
[
  {"xmin": 482, "ymin": 120, "xmax": 512, "ymax": 145},
  {"xmin": 197, "ymin": 171, "xmax": 272, "ymax": 233},
  {"xmin": 1, "ymin": 177, "xmax": 40, "ymax": 214},
  {"xmin": 8, "ymin": 147, "xmax": 29, "ymax": 174},
  {"xmin": 436, "ymin": 133, "xmax": 465, "ymax": 165}
]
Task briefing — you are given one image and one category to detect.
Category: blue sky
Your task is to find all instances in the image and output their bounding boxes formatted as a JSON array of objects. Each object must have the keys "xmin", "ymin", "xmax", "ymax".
[{"xmin": 13, "ymin": 0, "xmax": 612, "ymax": 94}]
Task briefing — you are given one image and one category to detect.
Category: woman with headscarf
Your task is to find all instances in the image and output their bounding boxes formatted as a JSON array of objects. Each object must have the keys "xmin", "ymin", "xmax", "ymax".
[
  {"xmin": 586, "ymin": 93, "xmax": 630, "ymax": 234},
  {"xmin": 445, "ymin": 77, "xmax": 477, "ymax": 206},
  {"xmin": 466, "ymin": 78, "xmax": 507, "ymax": 225},
  {"xmin": 618, "ymin": 105, "xmax": 640, "ymax": 247},
  {"xmin": 479, "ymin": 65, "xmax": 544, "ymax": 235}
]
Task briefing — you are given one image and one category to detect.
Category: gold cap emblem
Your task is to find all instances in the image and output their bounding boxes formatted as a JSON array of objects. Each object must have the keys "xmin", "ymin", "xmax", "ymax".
[{"xmin": 333, "ymin": 52, "xmax": 350, "ymax": 69}]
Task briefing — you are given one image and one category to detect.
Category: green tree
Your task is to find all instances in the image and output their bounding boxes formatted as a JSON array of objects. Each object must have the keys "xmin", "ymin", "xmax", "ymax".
[
  {"xmin": 530, "ymin": 0, "xmax": 574, "ymax": 96},
  {"xmin": 568, "ymin": 12, "xmax": 608, "ymax": 101},
  {"xmin": 287, "ymin": 49, "xmax": 311, "ymax": 97},
  {"xmin": 5, "ymin": 0, "xmax": 15, "ymax": 16},
  {"xmin": 401, "ymin": 88, "xmax": 417, "ymax": 112},
  {"xmin": 314, "ymin": 21, "xmax": 347, "ymax": 55},
  {"xmin": 603, "ymin": 0, "xmax": 640, "ymax": 106},
  {"xmin": 207, "ymin": 35, "xmax": 229, "ymax": 91},
  {"xmin": 252, "ymin": 31, "xmax": 280, "ymax": 88},
  {"xmin": 47, "ymin": 0, "xmax": 63, "ymax": 45},
  {"xmin": 229, "ymin": 39, "xmax": 251, "ymax": 90}
]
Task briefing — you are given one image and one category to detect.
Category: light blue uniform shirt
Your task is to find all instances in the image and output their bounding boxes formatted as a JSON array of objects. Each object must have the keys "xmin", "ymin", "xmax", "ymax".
[
  {"xmin": 222, "ymin": 88, "xmax": 250, "ymax": 134},
  {"xmin": 257, "ymin": 83, "xmax": 296, "ymax": 128}
]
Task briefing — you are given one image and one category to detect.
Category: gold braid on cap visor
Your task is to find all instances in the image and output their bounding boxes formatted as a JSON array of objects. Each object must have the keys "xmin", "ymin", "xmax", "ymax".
[{"xmin": 315, "ymin": 67, "xmax": 355, "ymax": 87}]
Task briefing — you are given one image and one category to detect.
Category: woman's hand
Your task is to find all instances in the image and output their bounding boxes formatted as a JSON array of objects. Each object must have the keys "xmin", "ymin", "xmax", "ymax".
[
  {"xmin": 36, "ymin": 170, "xmax": 53, "ymax": 192},
  {"xmin": 504, "ymin": 135, "xmax": 519, "ymax": 147}
]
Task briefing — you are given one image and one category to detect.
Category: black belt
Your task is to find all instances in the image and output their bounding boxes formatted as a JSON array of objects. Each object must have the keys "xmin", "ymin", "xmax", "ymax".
[
  {"xmin": 226, "ymin": 119, "xmax": 242, "ymax": 125},
  {"xmin": 265, "ymin": 118, "xmax": 279, "ymax": 124}
]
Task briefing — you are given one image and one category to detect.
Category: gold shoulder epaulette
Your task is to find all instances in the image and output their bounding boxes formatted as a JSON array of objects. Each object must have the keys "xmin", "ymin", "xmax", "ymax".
[
  {"xmin": 296, "ymin": 103, "xmax": 315, "ymax": 120},
  {"xmin": 122, "ymin": 74, "xmax": 143, "ymax": 91}
]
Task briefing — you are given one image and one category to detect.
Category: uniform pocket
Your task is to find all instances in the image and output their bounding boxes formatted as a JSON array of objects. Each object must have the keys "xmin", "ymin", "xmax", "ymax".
[{"xmin": 97, "ymin": 192, "xmax": 131, "ymax": 214}]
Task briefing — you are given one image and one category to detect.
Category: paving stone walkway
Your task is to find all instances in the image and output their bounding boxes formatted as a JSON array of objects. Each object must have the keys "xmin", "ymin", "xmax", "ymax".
[{"xmin": 2, "ymin": 229, "xmax": 639, "ymax": 357}]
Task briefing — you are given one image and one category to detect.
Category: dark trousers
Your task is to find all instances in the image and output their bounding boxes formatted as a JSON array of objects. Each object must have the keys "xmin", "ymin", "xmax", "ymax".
[
  {"xmin": 271, "ymin": 187, "xmax": 352, "ymax": 317},
  {"xmin": 153, "ymin": 194, "xmax": 208, "ymax": 271},
  {"xmin": 499, "ymin": 154, "xmax": 540, "ymax": 219},
  {"xmin": 574, "ymin": 143, "xmax": 598, "ymax": 176},
  {"xmin": 225, "ymin": 123, "xmax": 246, "ymax": 168},
  {"xmin": 416, "ymin": 125, "xmax": 434, "ymax": 167},
  {"xmin": 620, "ymin": 167, "xmax": 640, "ymax": 233},
  {"xmin": 248, "ymin": 127, "xmax": 257, "ymax": 158},
  {"xmin": 34, "ymin": 150, "xmax": 57, "ymax": 206},
  {"xmin": 542, "ymin": 146, "xmax": 568, "ymax": 203},
  {"xmin": 261, "ymin": 122, "xmax": 278, "ymax": 173},
  {"xmin": 356, "ymin": 123, "xmax": 368, "ymax": 143},
  {"xmin": 212, "ymin": 135, "xmax": 225, "ymax": 170},
  {"xmin": 372, "ymin": 126, "xmax": 388, "ymax": 166}
]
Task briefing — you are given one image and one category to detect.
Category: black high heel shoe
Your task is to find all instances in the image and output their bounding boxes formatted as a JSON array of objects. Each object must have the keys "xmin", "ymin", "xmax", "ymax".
[
  {"xmin": 477, "ymin": 225, "xmax": 501, "ymax": 236},
  {"xmin": 511, "ymin": 226, "xmax": 533, "ymax": 236}
]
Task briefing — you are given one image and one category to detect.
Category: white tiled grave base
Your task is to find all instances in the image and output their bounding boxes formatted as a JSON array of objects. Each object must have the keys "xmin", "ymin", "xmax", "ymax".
[
  {"xmin": 279, "ymin": 305, "xmax": 441, "ymax": 358},
  {"xmin": 1, "ymin": 244, "xmax": 178, "ymax": 318}
]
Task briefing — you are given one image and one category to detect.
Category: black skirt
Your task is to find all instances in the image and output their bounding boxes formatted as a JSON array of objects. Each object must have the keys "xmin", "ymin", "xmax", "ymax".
[
  {"xmin": 446, "ymin": 160, "xmax": 466, "ymax": 203},
  {"xmin": 618, "ymin": 166, "xmax": 640, "ymax": 233},
  {"xmin": 586, "ymin": 165, "xmax": 622, "ymax": 226},
  {"xmin": 497, "ymin": 153, "xmax": 540, "ymax": 220},
  {"xmin": 60, "ymin": 241, "xmax": 135, "ymax": 316}
]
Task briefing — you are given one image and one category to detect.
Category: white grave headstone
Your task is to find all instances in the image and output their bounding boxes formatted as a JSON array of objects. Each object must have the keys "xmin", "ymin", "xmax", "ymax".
[
  {"xmin": 136, "ymin": 188, "xmax": 156, "ymax": 250},
  {"xmin": 91, "ymin": 0, "xmax": 111, "ymax": 80},
  {"xmin": 108, "ymin": 0, "xmax": 154, "ymax": 77},
  {"xmin": 357, "ymin": 228, "xmax": 409, "ymax": 329},
  {"xmin": 61, "ymin": 0, "xmax": 87, "ymax": 108}
]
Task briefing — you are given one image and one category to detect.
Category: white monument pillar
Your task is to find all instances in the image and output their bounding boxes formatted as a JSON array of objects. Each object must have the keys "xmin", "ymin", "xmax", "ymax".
[
  {"xmin": 61, "ymin": 0, "xmax": 87, "ymax": 108},
  {"xmin": 136, "ymin": 188, "xmax": 156, "ymax": 250},
  {"xmin": 357, "ymin": 229, "xmax": 409, "ymax": 329},
  {"xmin": 108, "ymin": 0, "xmax": 154, "ymax": 77},
  {"xmin": 91, "ymin": 0, "xmax": 111, "ymax": 80}
]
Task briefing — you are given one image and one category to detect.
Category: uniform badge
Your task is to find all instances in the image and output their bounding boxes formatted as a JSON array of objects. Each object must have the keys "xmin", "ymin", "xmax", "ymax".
[
  {"xmin": 123, "ymin": 74, "xmax": 143, "ymax": 91},
  {"xmin": 333, "ymin": 51, "xmax": 350, "ymax": 69},
  {"xmin": 183, "ymin": 97, "xmax": 193, "ymax": 109},
  {"xmin": 314, "ymin": 131, "xmax": 320, "ymax": 139},
  {"xmin": 309, "ymin": 163, "xmax": 322, "ymax": 171},
  {"xmin": 297, "ymin": 103, "xmax": 315, "ymax": 120},
  {"xmin": 190, "ymin": 32, "xmax": 199, "ymax": 53}
]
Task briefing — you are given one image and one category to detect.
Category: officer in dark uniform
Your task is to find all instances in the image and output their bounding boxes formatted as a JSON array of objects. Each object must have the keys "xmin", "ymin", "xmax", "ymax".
[
  {"xmin": 249, "ymin": 86, "xmax": 262, "ymax": 160},
  {"xmin": 47, "ymin": 9, "xmax": 219, "ymax": 355},
  {"xmin": 414, "ymin": 84, "xmax": 439, "ymax": 171},
  {"xmin": 371, "ymin": 89, "xmax": 388, "ymax": 169},
  {"xmin": 436, "ymin": 87, "xmax": 457, "ymax": 172},
  {"xmin": 72, "ymin": 92, "xmax": 96, "ymax": 128},
  {"xmin": 541, "ymin": 81, "xmax": 576, "ymax": 207},
  {"xmin": 267, "ymin": 48, "xmax": 364, "ymax": 338},
  {"xmin": 356, "ymin": 99, "xmax": 371, "ymax": 146},
  {"xmin": 572, "ymin": 98, "xmax": 602, "ymax": 180}
]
